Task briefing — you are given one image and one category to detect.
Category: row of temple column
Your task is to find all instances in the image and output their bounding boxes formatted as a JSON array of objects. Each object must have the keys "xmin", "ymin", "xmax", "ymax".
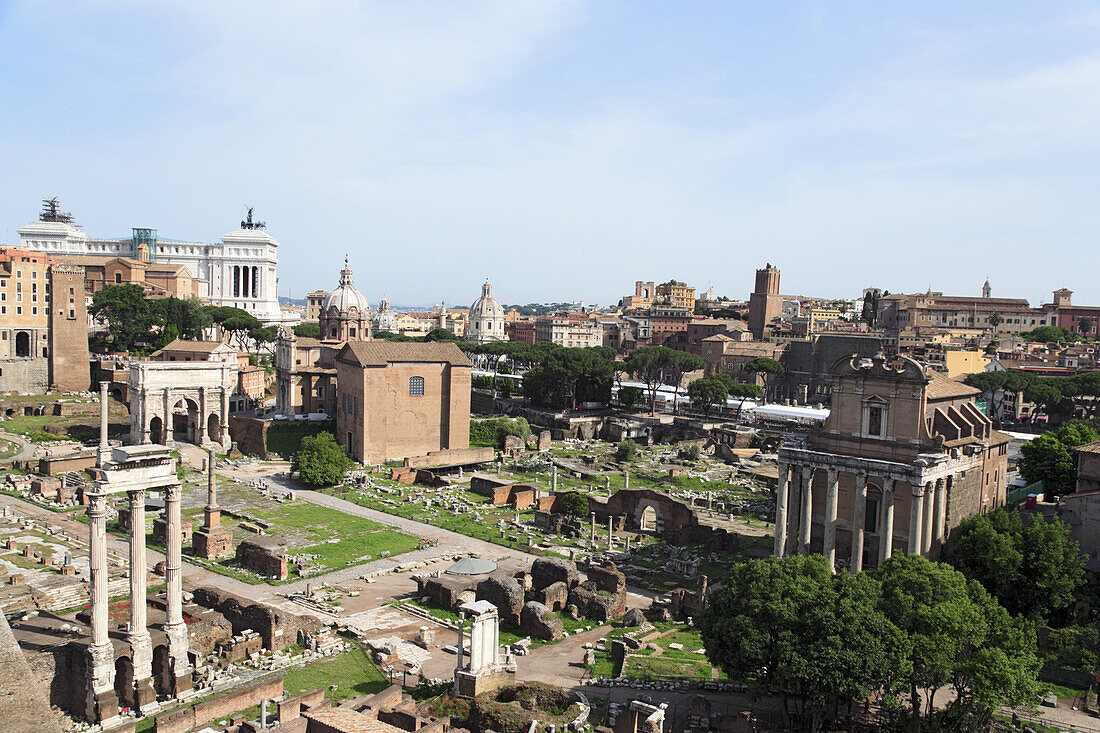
[
  {"xmin": 86, "ymin": 383, "xmax": 190, "ymax": 720},
  {"xmin": 773, "ymin": 462, "xmax": 950, "ymax": 574}
]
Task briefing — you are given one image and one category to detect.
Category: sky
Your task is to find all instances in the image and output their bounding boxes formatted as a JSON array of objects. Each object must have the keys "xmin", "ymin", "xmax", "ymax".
[{"xmin": 1, "ymin": 1, "xmax": 1099, "ymax": 309}]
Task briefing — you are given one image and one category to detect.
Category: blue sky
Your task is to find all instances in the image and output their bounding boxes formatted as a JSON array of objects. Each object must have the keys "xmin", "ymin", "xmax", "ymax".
[{"xmin": 2, "ymin": 1, "xmax": 1099, "ymax": 308}]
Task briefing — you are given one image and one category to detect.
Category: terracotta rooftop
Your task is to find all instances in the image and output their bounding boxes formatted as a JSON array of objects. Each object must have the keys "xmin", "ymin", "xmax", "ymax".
[
  {"xmin": 338, "ymin": 341, "xmax": 472, "ymax": 367},
  {"xmin": 154, "ymin": 339, "xmax": 233, "ymax": 354},
  {"xmin": 303, "ymin": 709, "xmax": 407, "ymax": 733},
  {"xmin": 924, "ymin": 371, "xmax": 980, "ymax": 400},
  {"xmin": 1075, "ymin": 441, "xmax": 1100, "ymax": 455}
]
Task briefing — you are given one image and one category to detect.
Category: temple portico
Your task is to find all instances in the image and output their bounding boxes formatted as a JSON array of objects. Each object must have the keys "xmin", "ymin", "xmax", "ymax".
[
  {"xmin": 776, "ymin": 443, "xmax": 986, "ymax": 574},
  {"xmin": 771, "ymin": 352, "xmax": 1011, "ymax": 574}
]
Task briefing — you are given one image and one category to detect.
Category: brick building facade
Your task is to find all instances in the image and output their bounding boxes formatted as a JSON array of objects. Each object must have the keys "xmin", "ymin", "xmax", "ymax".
[{"xmin": 335, "ymin": 341, "xmax": 472, "ymax": 464}]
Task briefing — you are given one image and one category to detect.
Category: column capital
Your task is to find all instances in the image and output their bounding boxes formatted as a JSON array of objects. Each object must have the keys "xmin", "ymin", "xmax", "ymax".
[
  {"xmin": 87, "ymin": 492, "xmax": 109, "ymax": 517},
  {"xmin": 165, "ymin": 483, "xmax": 181, "ymax": 502}
]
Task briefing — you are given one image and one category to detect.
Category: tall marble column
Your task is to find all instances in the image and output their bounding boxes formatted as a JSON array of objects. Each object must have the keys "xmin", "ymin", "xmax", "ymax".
[
  {"xmin": 163, "ymin": 483, "xmax": 191, "ymax": 694},
  {"xmin": 607, "ymin": 515, "xmax": 613, "ymax": 551},
  {"xmin": 823, "ymin": 468, "xmax": 839, "ymax": 573},
  {"xmin": 98, "ymin": 381, "xmax": 110, "ymax": 467},
  {"xmin": 851, "ymin": 473, "xmax": 867, "ymax": 573},
  {"xmin": 798, "ymin": 466, "xmax": 813, "ymax": 555},
  {"xmin": 773, "ymin": 461, "xmax": 789, "ymax": 558},
  {"xmin": 127, "ymin": 489, "xmax": 155, "ymax": 709},
  {"xmin": 85, "ymin": 490, "xmax": 118, "ymax": 722},
  {"xmin": 879, "ymin": 478, "xmax": 896, "ymax": 565},
  {"xmin": 909, "ymin": 483, "xmax": 925, "ymax": 555},
  {"xmin": 921, "ymin": 482, "xmax": 935, "ymax": 554},
  {"xmin": 932, "ymin": 477, "xmax": 947, "ymax": 553}
]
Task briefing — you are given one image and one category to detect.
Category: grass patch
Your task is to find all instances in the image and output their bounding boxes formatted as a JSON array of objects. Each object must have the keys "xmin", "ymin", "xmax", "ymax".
[
  {"xmin": 282, "ymin": 644, "xmax": 389, "ymax": 701},
  {"xmin": 251, "ymin": 502, "xmax": 421, "ymax": 571}
]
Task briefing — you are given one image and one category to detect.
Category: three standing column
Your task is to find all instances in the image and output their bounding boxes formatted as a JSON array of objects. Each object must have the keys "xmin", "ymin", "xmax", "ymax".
[{"xmin": 823, "ymin": 469, "xmax": 839, "ymax": 573}]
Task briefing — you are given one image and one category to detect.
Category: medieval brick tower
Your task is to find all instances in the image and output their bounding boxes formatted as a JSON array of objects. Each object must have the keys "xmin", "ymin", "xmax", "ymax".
[
  {"xmin": 48, "ymin": 263, "xmax": 90, "ymax": 391},
  {"xmin": 748, "ymin": 264, "xmax": 782, "ymax": 339}
]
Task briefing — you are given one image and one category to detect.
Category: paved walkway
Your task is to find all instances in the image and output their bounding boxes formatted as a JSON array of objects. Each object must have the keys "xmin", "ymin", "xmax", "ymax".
[{"xmin": 0, "ymin": 430, "xmax": 36, "ymax": 464}]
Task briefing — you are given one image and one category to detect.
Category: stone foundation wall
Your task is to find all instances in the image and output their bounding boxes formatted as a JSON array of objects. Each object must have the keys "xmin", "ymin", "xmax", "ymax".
[
  {"xmin": 191, "ymin": 587, "xmax": 320, "ymax": 651},
  {"xmin": 229, "ymin": 416, "xmax": 269, "ymax": 458},
  {"xmin": 154, "ymin": 676, "xmax": 283, "ymax": 733},
  {"xmin": 0, "ymin": 358, "xmax": 49, "ymax": 394}
]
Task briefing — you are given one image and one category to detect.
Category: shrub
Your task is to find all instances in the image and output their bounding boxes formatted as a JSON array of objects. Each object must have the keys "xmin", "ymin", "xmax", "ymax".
[
  {"xmin": 618, "ymin": 386, "xmax": 644, "ymax": 410},
  {"xmin": 470, "ymin": 417, "xmax": 533, "ymax": 449},
  {"xmin": 679, "ymin": 444, "xmax": 701, "ymax": 461},
  {"xmin": 615, "ymin": 440, "xmax": 638, "ymax": 462},
  {"xmin": 557, "ymin": 492, "xmax": 589, "ymax": 518},
  {"xmin": 293, "ymin": 431, "xmax": 352, "ymax": 486}
]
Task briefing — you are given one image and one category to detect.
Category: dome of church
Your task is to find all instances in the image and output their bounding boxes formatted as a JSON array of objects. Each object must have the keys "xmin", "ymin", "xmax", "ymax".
[
  {"xmin": 325, "ymin": 258, "xmax": 369, "ymax": 313},
  {"xmin": 469, "ymin": 280, "xmax": 504, "ymax": 319}
]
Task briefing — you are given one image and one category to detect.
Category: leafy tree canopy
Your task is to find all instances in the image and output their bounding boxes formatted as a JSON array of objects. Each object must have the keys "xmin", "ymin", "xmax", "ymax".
[
  {"xmin": 1019, "ymin": 420, "xmax": 1099, "ymax": 496},
  {"xmin": 293, "ymin": 432, "xmax": 352, "ymax": 486},
  {"xmin": 293, "ymin": 322, "xmax": 321, "ymax": 339},
  {"xmin": 948, "ymin": 507, "xmax": 1084, "ymax": 623}
]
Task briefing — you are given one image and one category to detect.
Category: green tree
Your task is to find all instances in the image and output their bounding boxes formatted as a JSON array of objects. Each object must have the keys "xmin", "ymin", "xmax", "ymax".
[
  {"xmin": 556, "ymin": 492, "xmax": 589, "ymax": 518},
  {"xmin": 1019, "ymin": 421, "xmax": 1099, "ymax": 497},
  {"xmin": 1020, "ymin": 433, "xmax": 1076, "ymax": 496},
  {"xmin": 745, "ymin": 356, "xmax": 784, "ymax": 403},
  {"xmin": 617, "ymin": 385, "xmax": 644, "ymax": 410},
  {"xmin": 623, "ymin": 346, "xmax": 676, "ymax": 414},
  {"xmin": 293, "ymin": 432, "xmax": 352, "ymax": 486},
  {"xmin": 1079, "ymin": 316, "xmax": 1094, "ymax": 337},
  {"xmin": 949, "ymin": 507, "xmax": 1084, "ymax": 623},
  {"xmin": 698, "ymin": 556, "xmax": 907, "ymax": 732},
  {"xmin": 424, "ymin": 328, "xmax": 457, "ymax": 342},
  {"xmin": 713, "ymin": 372, "xmax": 762, "ymax": 400},
  {"xmin": 1022, "ymin": 325, "xmax": 1079, "ymax": 344},
  {"xmin": 293, "ymin": 322, "xmax": 321, "ymax": 339},
  {"xmin": 874, "ymin": 554, "xmax": 1039, "ymax": 726},
  {"xmin": 522, "ymin": 347, "xmax": 614, "ymax": 409},
  {"xmin": 614, "ymin": 440, "xmax": 638, "ymax": 462},
  {"xmin": 666, "ymin": 349, "xmax": 705, "ymax": 414},
  {"xmin": 159, "ymin": 296, "xmax": 212, "ymax": 340},
  {"xmin": 987, "ymin": 312, "xmax": 1003, "ymax": 330},
  {"xmin": 687, "ymin": 375, "xmax": 729, "ymax": 418},
  {"xmin": 90, "ymin": 284, "xmax": 166, "ymax": 352}
]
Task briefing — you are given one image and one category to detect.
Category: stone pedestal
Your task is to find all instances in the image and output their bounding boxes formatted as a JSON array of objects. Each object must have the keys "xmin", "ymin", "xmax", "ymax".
[
  {"xmin": 193, "ymin": 526, "xmax": 233, "ymax": 558},
  {"xmin": 84, "ymin": 642, "xmax": 119, "ymax": 724}
]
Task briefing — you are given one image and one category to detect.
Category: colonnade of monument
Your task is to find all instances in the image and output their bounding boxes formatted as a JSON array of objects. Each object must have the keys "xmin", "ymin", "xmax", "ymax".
[
  {"xmin": 85, "ymin": 382, "xmax": 191, "ymax": 723},
  {"xmin": 773, "ymin": 459, "xmax": 951, "ymax": 574}
]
